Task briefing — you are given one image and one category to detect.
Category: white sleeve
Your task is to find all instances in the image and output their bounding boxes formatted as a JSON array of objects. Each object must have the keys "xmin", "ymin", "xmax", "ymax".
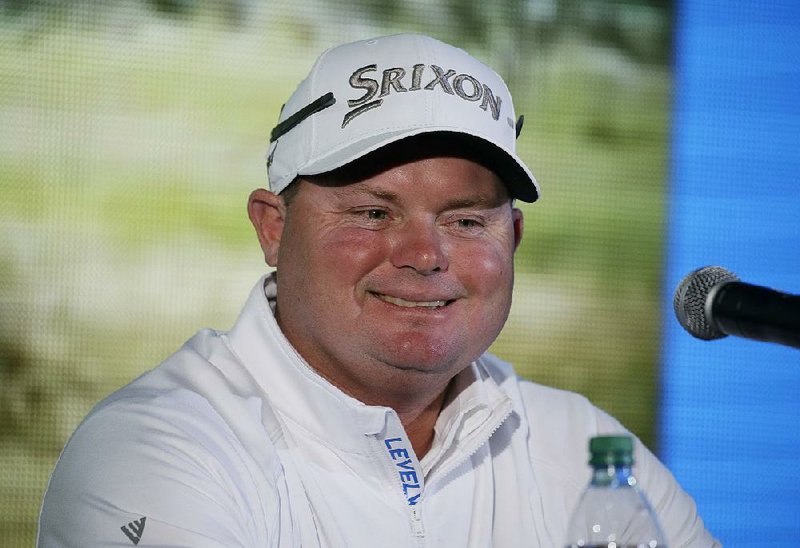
[
  {"xmin": 593, "ymin": 409, "xmax": 721, "ymax": 548},
  {"xmin": 38, "ymin": 394, "xmax": 279, "ymax": 547},
  {"xmin": 514, "ymin": 374, "xmax": 721, "ymax": 548}
]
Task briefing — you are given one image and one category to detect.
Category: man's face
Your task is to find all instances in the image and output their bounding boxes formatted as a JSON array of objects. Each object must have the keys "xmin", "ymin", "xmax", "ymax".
[{"xmin": 255, "ymin": 146, "xmax": 523, "ymax": 406}]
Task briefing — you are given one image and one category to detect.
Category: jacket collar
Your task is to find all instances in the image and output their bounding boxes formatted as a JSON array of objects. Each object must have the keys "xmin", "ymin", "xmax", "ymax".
[{"xmin": 227, "ymin": 274, "xmax": 512, "ymax": 458}]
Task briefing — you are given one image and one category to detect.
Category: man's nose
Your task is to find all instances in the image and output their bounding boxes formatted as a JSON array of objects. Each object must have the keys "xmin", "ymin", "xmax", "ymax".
[{"xmin": 390, "ymin": 220, "xmax": 448, "ymax": 274}]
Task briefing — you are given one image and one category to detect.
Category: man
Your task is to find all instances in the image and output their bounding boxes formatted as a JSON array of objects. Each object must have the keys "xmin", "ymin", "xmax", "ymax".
[{"xmin": 39, "ymin": 34, "xmax": 718, "ymax": 547}]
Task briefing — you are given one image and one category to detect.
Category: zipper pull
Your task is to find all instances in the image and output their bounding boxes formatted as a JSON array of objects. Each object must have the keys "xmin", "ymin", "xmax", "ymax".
[{"xmin": 411, "ymin": 506, "xmax": 425, "ymax": 538}]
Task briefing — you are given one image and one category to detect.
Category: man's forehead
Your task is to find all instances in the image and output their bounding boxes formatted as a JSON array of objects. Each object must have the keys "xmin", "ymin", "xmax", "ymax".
[{"xmin": 303, "ymin": 162, "xmax": 511, "ymax": 209}]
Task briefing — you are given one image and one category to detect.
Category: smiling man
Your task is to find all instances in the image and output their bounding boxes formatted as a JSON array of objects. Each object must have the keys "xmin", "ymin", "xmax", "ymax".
[
  {"xmin": 249, "ymin": 136, "xmax": 523, "ymax": 459},
  {"xmin": 39, "ymin": 34, "xmax": 718, "ymax": 547}
]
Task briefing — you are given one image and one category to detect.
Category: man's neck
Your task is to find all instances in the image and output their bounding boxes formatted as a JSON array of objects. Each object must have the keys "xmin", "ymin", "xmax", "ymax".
[{"xmin": 395, "ymin": 388, "xmax": 448, "ymax": 458}]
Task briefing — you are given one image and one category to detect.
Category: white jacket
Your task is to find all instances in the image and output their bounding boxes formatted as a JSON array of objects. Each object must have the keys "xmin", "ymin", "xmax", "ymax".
[{"xmin": 39, "ymin": 276, "xmax": 719, "ymax": 547}]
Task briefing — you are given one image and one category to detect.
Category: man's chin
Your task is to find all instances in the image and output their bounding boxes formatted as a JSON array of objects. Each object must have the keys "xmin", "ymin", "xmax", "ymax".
[{"xmin": 372, "ymin": 349, "xmax": 470, "ymax": 379}]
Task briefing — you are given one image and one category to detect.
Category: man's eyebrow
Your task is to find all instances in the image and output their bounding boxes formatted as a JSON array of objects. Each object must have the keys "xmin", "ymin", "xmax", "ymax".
[
  {"xmin": 332, "ymin": 185, "xmax": 401, "ymax": 203},
  {"xmin": 443, "ymin": 195, "xmax": 507, "ymax": 210},
  {"xmin": 331, "ymin": 185, "xmax": 508, "ymax": 209}
]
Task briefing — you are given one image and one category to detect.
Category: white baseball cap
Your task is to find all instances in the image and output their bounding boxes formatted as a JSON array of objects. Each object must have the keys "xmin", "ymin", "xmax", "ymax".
[{"xmin": 267, "ymin": 33, "xmax": 539, "ymax": 202}]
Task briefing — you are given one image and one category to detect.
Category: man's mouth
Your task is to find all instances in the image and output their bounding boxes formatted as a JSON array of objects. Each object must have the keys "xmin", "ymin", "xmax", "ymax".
[{"xmin": 373, "ymin": 293, "xmax": 452, "ymax": 309}]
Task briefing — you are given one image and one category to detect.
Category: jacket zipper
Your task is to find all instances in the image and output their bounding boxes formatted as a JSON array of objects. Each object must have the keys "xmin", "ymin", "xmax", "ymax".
[
  {"xmin": 375, "ymin": 436, "xmax": 427, "ymax": 545},
  {"xmin": 410, "ymin": 506, "xmax": 424, "ymax": 538}
]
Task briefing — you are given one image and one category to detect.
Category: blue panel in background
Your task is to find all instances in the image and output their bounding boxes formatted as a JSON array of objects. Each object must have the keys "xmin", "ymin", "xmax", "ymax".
[{"xmin": 663, "ymin": 1, "xmax": 800, "ymax": 545}]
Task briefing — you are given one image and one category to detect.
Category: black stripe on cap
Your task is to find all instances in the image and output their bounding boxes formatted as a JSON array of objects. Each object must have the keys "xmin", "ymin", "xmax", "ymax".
[{"xmin": 269, "ymin": 92, "xmax": 336, "ymax": 143}]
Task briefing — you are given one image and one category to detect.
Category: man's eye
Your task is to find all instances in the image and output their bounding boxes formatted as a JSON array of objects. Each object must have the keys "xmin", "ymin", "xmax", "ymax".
[
  {"xmin": 367, "ymin": 209, "xmax": 388, "ymax": 220},
  {"xmin": 457, "ymin": 218, "xmax": 481, "ymax": 228}
]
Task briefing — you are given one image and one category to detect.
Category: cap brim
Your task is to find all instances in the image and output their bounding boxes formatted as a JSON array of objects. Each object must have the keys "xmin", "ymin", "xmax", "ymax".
[{"xmin": 297, "ymin": 127, "xmax": 539, "ymax": 203}]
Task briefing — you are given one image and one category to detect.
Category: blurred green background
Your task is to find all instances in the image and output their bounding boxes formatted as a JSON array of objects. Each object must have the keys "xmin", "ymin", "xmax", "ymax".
[{"xmin": 1, "ymin": 0, "xmax": 671, "ymax": 544}]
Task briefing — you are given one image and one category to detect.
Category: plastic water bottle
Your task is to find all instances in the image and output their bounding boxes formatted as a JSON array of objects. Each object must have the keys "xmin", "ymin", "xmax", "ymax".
[{"xmin": 564, "ymin": 435, "xmax": 667, "ymax": 548}]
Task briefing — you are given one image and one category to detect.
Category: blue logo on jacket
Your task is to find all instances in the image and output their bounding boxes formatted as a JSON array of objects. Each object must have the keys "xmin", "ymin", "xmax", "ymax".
[{"xmin": 384, "ymin": 437, "xmax": 422, "ymax": 506}]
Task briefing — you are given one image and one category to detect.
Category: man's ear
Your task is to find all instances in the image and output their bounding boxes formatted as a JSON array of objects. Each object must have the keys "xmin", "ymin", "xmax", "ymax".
[
  {"xmin": 511, "ymin": 207, "xmax": 524, "ymax": 252},
  {"xmin": 248, "ymin": 188, "xmax": 286, "ymax": 267}
]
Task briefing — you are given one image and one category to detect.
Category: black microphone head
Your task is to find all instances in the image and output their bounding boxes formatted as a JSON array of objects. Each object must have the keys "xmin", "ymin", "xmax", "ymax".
[{"xmin": 673, "ymin": 266, "xmax": 740, "ymax": 340}]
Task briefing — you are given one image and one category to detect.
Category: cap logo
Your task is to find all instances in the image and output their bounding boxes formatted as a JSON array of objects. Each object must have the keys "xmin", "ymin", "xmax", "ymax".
[{"xmin": 342, "ymin": 63, "xmax": 503, "ymax": 128}]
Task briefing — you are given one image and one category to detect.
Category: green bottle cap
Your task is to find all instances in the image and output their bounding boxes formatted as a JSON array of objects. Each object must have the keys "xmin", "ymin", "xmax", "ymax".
[{"xmin": 589, "ymin": 435, "xmax": 634, "ymax": 466}]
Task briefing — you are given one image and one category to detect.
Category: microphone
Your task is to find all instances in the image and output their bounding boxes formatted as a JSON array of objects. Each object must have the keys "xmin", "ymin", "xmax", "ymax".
[{"xmin": 673, "ymin": 266, "xmax": 800, "ymax": 349}]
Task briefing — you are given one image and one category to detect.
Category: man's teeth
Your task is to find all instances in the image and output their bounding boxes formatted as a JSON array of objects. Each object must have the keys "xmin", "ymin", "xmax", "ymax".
[{"xmin": 377, "ymin": 294, "xmax": 448, "ymax": 308}]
